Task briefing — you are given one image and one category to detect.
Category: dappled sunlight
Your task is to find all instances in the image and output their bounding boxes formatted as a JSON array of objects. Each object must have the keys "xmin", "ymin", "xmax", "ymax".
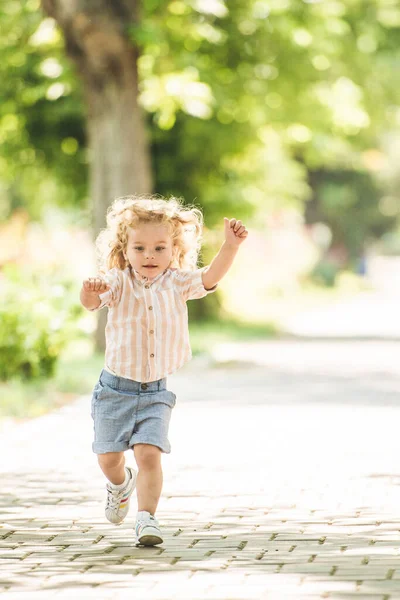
[
  {"xmin": 1, "ymin": 3, "xmax": 400, "ymax": 597},
  {"xmin": 1, "ymin": 340, "xmax": 400, "ymax": 595}
]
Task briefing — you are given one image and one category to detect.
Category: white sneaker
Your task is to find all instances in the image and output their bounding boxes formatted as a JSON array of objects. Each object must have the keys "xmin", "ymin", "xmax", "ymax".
[
  {"xmin": 135, "ymin": 511, "xmax": 163, "ymax": 546},
  {"xmin": 105, "ymin": 466, "xmax": 137, "ymax": 524}
]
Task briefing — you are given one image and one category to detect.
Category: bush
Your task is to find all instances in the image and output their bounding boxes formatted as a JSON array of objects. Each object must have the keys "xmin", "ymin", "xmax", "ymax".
[
  {"xmin": 310, "ymin": 259, "xmax": 339, "ymax": 287},
  {"xmin": 0, "ymin": 264, "xmax": 83, "ymax": 382}
]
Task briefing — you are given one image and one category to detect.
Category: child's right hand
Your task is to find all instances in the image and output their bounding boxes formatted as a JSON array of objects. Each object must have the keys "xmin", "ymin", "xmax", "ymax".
[{"xmin": 82, "ymin": 277, "xmax": 110, "ymax": 294}]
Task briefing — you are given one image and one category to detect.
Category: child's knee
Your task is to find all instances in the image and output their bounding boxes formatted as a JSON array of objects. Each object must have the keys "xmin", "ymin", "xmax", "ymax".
[
  {"xmin": 97, "ymin": 451, "xmax": 124, "ymax": 469},
  {"xmin": 134, "ymin": 444, "xmax": 161, "ymax": 470}
]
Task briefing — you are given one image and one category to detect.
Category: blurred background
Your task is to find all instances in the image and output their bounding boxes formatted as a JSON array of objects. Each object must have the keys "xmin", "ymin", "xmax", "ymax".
[{"xmin": 1, "ymin": 0, "xmax": 400, "ymax": 420}]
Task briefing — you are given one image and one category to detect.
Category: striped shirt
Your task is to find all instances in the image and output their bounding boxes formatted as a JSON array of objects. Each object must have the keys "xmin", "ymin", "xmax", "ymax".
[{"xmin": 90, "ymin": 266, "xmax": 217, "ymax": 382}]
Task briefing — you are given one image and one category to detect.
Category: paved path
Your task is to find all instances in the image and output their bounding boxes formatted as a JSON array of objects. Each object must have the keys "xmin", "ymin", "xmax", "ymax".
[
  {"xmin": 1, "ymin": 340, "xmax": 400, "ymax": 599},
  {"xmin": 282, "ymin": 291, "xmax": 400, "ymax": 339}
]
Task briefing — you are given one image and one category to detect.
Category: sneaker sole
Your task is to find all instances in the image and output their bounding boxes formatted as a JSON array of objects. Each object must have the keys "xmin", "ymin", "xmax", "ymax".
[{"xmin": 138, "ymin": 533, "xmax": 163, "ymax": 546}]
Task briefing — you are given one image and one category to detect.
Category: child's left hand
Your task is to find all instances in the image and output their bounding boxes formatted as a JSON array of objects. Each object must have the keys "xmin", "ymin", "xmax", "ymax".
[{"xmin": 224, "ymin": 217, "xmax": 248, "ymax": 247}]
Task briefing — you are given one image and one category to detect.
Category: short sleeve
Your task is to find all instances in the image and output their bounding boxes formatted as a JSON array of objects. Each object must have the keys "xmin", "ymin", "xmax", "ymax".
[
  {"xmin": 89, "ymin": 268, "xmax": 122, "ymax": 311},
  {"xmin": 172, "ymin": 266, "xmax": 218, "ymax": 301}
]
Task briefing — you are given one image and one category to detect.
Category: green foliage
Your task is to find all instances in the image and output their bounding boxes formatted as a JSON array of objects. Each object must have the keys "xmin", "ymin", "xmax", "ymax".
[
  {"xmin": 0, "ymin": 345, "xmax": 105, "ymax": 419},
  {"xmin": 310, "ymin": 260, "xmax": 339, "ymax": 288},
  {"xmin": 136, "ymin": 0, "xmax": 315, "ymax": 221},
  {"xmin": 132, "ymin": 0, "xmax": 400, "ymax": 241},
  {"xmin": 0, "ymin": 0, "xmax": 86, "ymax": 221},
  {"xmin": 188, "ymin": 317, "xmax": 279, "ymax": 356},
  {"xmin": 0, "ymin": 264, "xmax": 83, "ymax": 381},
  {"xmin": 187, "ymin": 289, "xmax": 223, "ymax": 322},
  {"xmin": 1, "ymin": 0, "xmax": 400, "ymax": 254},
  {"xmin": 306, "ymin": 169, "xmax": 395, "ymax": 261},
  {"xmin": 0, "ymin": 303, "xmax": 60, "ymax": 381}
]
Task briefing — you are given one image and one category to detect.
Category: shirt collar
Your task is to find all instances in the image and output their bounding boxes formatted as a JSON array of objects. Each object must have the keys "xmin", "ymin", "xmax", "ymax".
[{"xmin": 130, "ymin": 266, "xmax": 169, "ymax": 287}]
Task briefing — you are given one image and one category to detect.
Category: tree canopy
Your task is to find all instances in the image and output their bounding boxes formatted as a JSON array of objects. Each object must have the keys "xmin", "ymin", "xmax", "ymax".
[{"xmin": 1, "ymin": 0, "xmax": 400, "ymax": 257}]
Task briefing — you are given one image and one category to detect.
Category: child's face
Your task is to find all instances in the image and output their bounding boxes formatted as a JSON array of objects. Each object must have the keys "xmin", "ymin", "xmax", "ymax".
[{"xmin": 125, "ymin": 223, "xmax": 175, "ymax": 280}]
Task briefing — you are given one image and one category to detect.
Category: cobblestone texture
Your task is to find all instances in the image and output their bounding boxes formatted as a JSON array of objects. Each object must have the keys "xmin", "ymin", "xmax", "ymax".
[{"xmin": 1, "ymin": 341, "xmax": 400, "ymax": 599}]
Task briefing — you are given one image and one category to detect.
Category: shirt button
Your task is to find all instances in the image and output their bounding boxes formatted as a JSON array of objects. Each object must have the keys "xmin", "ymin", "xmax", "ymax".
[
  {"xmin": 149, "ymin": 306, "xmax": 153, "ymax": 310},
  {"xmin": 145, "ymin": 285, "xmax": 150, "ymax": 289},
  {"xmin": 141, "ymin": 383, "xmax": 148, "ymax": 390},
  {"xmin": 149, "ymin": 330, "xmax": 154, "ymax": 334},
  {"xmin": 150, "ymin": 353, "xmax": 155, "ymax": 358}
]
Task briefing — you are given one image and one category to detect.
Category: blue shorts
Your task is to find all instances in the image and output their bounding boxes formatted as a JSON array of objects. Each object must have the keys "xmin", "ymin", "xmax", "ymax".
[{"xmin": 91, "ymin": 369, "xmax": 176, "ymax": 454}]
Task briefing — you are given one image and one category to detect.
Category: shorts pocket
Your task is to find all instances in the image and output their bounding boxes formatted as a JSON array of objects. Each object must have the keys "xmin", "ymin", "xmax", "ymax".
[
  {"xmin": 157, "ymin": 389, "xmax": 176, "ymax": 408},
  {"xmin": 91, "ymin": 380, "xmax": 104, "ymax": 419},
  {"xmin": 96, "ymin": 387, "xmax": 131, "ymax": 418}
]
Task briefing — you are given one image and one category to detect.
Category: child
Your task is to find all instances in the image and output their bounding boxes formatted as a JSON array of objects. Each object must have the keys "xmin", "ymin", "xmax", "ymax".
[{"xmin": 80, "ymin": 195, "xmax": 248, "ymax": 546}]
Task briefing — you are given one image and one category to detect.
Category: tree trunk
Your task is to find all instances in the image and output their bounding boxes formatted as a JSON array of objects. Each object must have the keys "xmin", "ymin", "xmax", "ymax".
[{"xmin": 41, "ymin": 0, "xmax": 153, "ymax": 351}]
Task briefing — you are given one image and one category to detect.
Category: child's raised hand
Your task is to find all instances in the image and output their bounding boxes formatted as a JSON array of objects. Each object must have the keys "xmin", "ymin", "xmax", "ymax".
[
  {"xmin": 224, "ymin": 218, "xmax": 248, "ymax": 247},
  {"xmin": 82, "ymin": 277, "xmax": 110, "ymax": 294}
]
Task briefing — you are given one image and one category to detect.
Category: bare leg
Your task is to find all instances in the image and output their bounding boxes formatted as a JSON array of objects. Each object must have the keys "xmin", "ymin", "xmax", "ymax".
[
  {"xmin": 97, "ymin": 451, "xmax": 126, "ymax": 485},
  {"xmin": 133, "ymin": 444, "xmax": 162, "ymax": 515}
]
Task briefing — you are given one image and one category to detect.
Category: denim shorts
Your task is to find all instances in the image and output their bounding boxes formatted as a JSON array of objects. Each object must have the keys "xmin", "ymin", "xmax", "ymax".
[{"xmin": 91, "ymin": 369, "xmax": 176, "ymax": 454}]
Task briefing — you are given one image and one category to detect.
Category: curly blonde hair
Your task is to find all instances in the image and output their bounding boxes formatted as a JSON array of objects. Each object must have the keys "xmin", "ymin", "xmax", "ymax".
[{"xmin": 95, "ymin": 194, "xmax": 204, "ymax": 274}]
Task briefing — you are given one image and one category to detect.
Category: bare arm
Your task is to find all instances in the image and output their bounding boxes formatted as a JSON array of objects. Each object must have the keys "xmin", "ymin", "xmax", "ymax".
[
  {"xmin": 80, "ymin": 277, "xmax": 110, "ymax": 311},
  {"xmin": 202, "ymin": 218, "xmax": 248, "ymax": 290},
  {"xmin": 202, "ymin": 242, "xmax": 239, "ymax": 290}
]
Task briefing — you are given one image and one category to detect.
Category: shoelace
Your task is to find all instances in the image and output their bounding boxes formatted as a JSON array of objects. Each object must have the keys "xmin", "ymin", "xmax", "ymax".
[
  {"xmin": 106, "ymin": 471, "xmax": 132, "ymax": 510},
  {"xmin": 106, "ymin": 486, "xmax": 127, "ymax": 509}
]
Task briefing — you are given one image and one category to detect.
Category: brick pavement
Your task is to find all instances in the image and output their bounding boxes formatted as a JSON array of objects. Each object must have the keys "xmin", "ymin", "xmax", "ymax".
[{"xmin": 1, "ymin": 341, "xmax": 400, "ymax": 599}]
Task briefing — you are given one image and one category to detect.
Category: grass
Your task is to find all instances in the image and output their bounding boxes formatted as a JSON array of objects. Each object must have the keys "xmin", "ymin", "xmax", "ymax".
[
  {"xmin": 0, "ymin": 317, "xmax": 278, "ymax": 421},
  {"xmin": 189, "ymin": 317, "xmax": 278, "ymax": 355}
]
